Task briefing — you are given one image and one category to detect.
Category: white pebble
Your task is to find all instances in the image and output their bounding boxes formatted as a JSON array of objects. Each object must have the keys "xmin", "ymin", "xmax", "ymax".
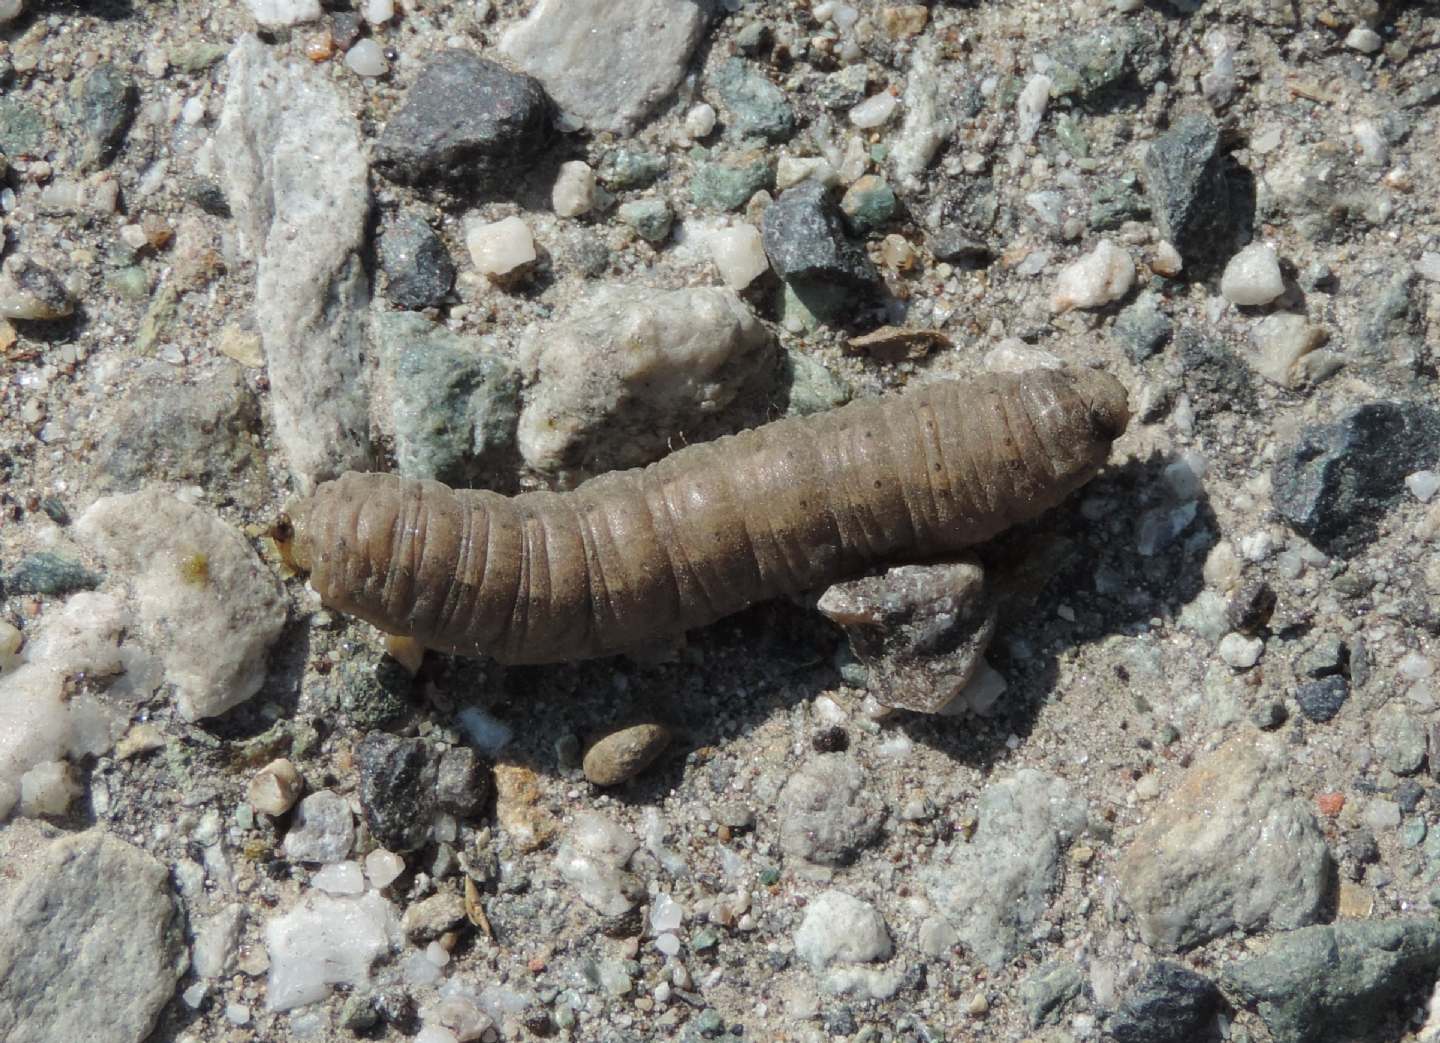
[
  {"xmin": 1135, "ymin": 775, "xmax": 1161, "ymax": 801},
  {"xmin": 1345, "ymin": 27, "xmax": 1382, "ymax": 53},
  {"xmin": 1218, "ymin": 633, "xmax": 1264, "ymax": 670},
  {"xmin": 1050, "ymin": 240, "xmax": 1134, "ymax": 313},
  {"xmin": 1407, "ymin": 470, "xmax": 1440, "ymax": 503},
  {"xmin": 1351, "ymin": 119, "xmax": 1388, "ymax": 167},
  {"xmin": 248, "ymin": 757, "xmax": 303, "ymax": 816},
  {"xmin": 1220, "ymin": 243, "xmax": 1284, "ymax": 306},
  {"xmin": 226, "ymin": 1002, "xmax": 252, "ymax": 1025},
  {"xmin": 1016, "ymin": 74, "xmax": 1051, "ymax": 143},
  {"xmin": 365, "ymin": 848, "xmax": 406, "ymax": 888},
  {"xmin": 708, "ymin": 224, "xmax": 769, "ymax": 289},
  {"xmin": 311, "ymin": 860, "xmax": 366, "ymax": 895},
  {"xmin": 655, "ymin": 933, "xmax": 681, "ymax": 956},
  {"xmin": 19, "ymin": 760, "xmax": 78, "ymax": 817},
  {"xmin": 466, "ymin": 215, "xmax": 536, "ymax": 276},
  {"xmin": 684, "ymin": 103, "xmax": 717, "ymax": 139},
  {"xmin": 181, "ymin": 97, "xmax": 206, "ymax": 125},
  {"xmin": 344, "ymin": 39, "xmax": 388, "ymax": 78},
  {"xmin": 1399, "ymin": 653, "xmax": 1435, "ymax": 681},
  {"xmin": 364, "ymin": 0, "xmax": 394, "ymax": 24},
  {"xmin": 850, "ymin": 92, "xmax": 899, "ymax": 129},
  {"xmin": 415, "ymin": 1026, "xmax": 460, "ymax": 1043},
  {"xmin": 245, "ymin": 0, "xmax": 320, "ymax": 29},
  {"xmin": 650, "ymin": 892, "xmax": 684, "ymax": 933},
  {"xmin": 1417, "ymin": 251, "xmax": 1440, "ymax": 283},
  {"xmin": 551, "ymin": 160, "xmax": 596, "ymax": 218},
  {"xmin": 1363, "ymin": 798, "xmax": 1401, "ymax": 831},
  {"xmin": 0, "ymin": 0, "xmax": 22, "ymax": 26},
  {"xmin": 775, "ymin": 155, "xmax": 839, "ymax": 190}
]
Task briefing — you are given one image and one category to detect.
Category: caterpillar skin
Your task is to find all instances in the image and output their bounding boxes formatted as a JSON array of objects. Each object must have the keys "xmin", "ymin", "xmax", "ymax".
[{"xmin": 282, "ymin": 367, "xmax": 1129, "ymax": 664}]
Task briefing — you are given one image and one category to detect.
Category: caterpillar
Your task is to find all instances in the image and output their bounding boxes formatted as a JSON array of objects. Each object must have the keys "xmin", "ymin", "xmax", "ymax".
[{"xmin": 276, "ymin": 367, "xmax": 1128, "ymax": 665}]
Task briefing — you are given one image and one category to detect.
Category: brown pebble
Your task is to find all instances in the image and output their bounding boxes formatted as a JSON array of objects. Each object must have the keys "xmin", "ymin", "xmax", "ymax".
[{"xmin": 582, "ymin": 723, "xmax": 671, "ymax": 786}]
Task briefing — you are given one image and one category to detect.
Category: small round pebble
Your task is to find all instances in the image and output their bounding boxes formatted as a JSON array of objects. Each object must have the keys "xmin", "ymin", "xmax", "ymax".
[
  {"xmin": 849, "ymin": 92, "xmax": 899, "ymax": 128},
  {"xmin": 466, "ymin": 216, "xmax": 536, "ymax": 276},
  {"xmin": 1220, "ymin": 243, "xmax": 1284, "ymax": 306},
  {"xmin": 1218, "ymin": 632, "xmax": 1264, "ymax": 669},
  {"xmin": 248, "ymin": 757, "xmax": 303, "ymax": 816},
  {"xmin": 582, "ymin": 723, "xmax": 671, "ymax": 786},
  {"xmin": 1051, "ymin": 240, "xmax": 1134, "ymax": 313},
  {"xmin": 1344, "ymin": 27, "xmax": 1382, "ymax": 53},
  {"xmin": 365, "ymin": 848, "xmax": 406, "ymax": 888},
  {"xmin": 344, "ymin": 39, "xmax": 388, "ymax": 78},
  {"xmin": 685, "ymin": 103, "xmax": 717, "ymax": 138},
  {"xmin": 708, "ymin": 224, "xmax": 769, "ymax": 289}
]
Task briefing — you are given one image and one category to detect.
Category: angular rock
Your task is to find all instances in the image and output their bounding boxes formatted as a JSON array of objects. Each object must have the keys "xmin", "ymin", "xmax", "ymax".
[
  {"xmin": 712, "ymin": 58, "xmax": 795, "ymax": 142},
  {"xmin": 690, "ymin": 149, "xmax": 773, "ymax": 211},
  {"xmin": 794, "ymin": 891, "xmax": 891, "ymax": 972},
  {"xmin": 374, "ymin": 50, "xmax": 554, "ymax": 192},
  {"xmin": 374, "ymin": 311, "xmax": 521, "ymax": 487},
  {"xmin": 1115, "ymin": 734, "xmax": 1331, "ymax": 950},
  {"xmin": 0, "ymin": 831, "xmax": 186, "ymax": 1043},
  {"xmin": 400, "ymin": 890, "xmax": 466, "ymax": 943},
  {"xmin": 516, "ymin": 285, "xmax": 774, "ymax": 479},
  {"xmin": 73, "ymin": 62, "xmax": 138, "ymax": 169},
  {"xmin": 1295, "ymin": 676, "xmax": 1349, "ymax": 723},
  {"xmin": 554, "ymin": 811, "xmax": 642, "ymax": 916},
  {"xmin": 888, "ymin": 41, "xmax": 956, "ymax": 189},
  {"xmin": 924, "ymin": 176, "xmax": 998, "ymax": 262},
  {"xmin": 2, "ymin": 552, "xmax": 100, "ymax": 597},
  {"xmin": 356, "ymin": 732, "xmax": 439, "ymax": 854},
  {"xmin": 379, "ymin": 211, "xmax": 455, "ymax": 310},
  {"xmin": 501, "ymin": 0, "xmax": 708, "ymax": 136},
  {"xmin": 1113, "ymin": 291, "xmax": 1172, "ymax": 362},
  {"xmin": 265, "ymin": 890, "xmax": 397, "ymax": 1011},
  {"xmin": 1224, "ymin": 918, "xmax": 1440, "ymax": 1043},
  {"xmin": 1020, "ymin": 960, "xmax": 1084, "ymax": 1027},
  {"xmin": 777, "ymin": 754, "xmax": 886, "ymax": 865},
  {"xmin": 922, "ymin": 770, "xmax": 1086, "ymax": 969},
  {"xmin": 817, "ymin": 559, "xmax": 997, "ymax": 713},
  {"xmin": 762, "ymin": 180, "xmax": 880, "ymax": 291},
  {"xmin": 77, "ymin": 488, "xmax": 287, "ymax": 721},
  {"xmin": 435, "ymin": 746, "xmax": 488, "ymax": 817},
  {"xmin": 1106, "ymin": 961, "xmax": 1220, "ymax": 1043},
  {"xmin": 283, "ymin": 790, "xmax": 355, "ymax": 864},
  {"xmin": 216, "ymin": 35, "xmax": 371, "ymax": 490},
  {"xmin": 1272, "ymin": 402, "xmax": 1440, "ymax": 557},
  {"xmin": 1142, "ymin": 115, "xmax": 1245, "ymax": 264}
]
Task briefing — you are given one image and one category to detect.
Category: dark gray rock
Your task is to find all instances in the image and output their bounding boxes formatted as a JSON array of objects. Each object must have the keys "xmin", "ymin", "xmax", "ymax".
[
  {"xmin": 1113, "ymin": 292, "xmax": 1172, "ymax": 362},
  {"xmin": 3, "ymin": 552, "xmax": 100, "ymax": 596},
  {"xmin": 1176, "ymin": 327, "xmax": 1254, "ymax": 413},
  {"xmin": 1142, "ymin": 115, "xmax": 1245, "ymax": 263},
  {"xmin": 1107, "ymin": 961, "xmax": 1220, "ymax": 1043},
  {"xmin": 374, "ymin": 51, "xmax": 554, "ymax": 193},
  {"xmin": 435, "ymin": 747, "xmax": 489, "ymax": 817},
  {"xmin": 1224, "ymin": 918, "xmax": 1440, "ymax": 1043},
  {"xmin": 762, "ymin": 180, "xmax": 879, "ymax": 291},
  {"xmin": 0, "ymin": 831, "xmax": 186, "ymax": 1043},
  {"xmin": 335, "ymin": 655, "xmax": 415, "ymax": 730},
  {"xmin": 1293, "ymin": 636, "xmax": 1347, "ymax": 679},
  {"xmin": 925, "ymin": 177, "xmax": 998, "ymax": 262},
  {"xmin": 379, "ymin": 212, "xmax": 455, "ymax": 310},
  {"xmin": 74, "ymin": 63, "xmax": 138, "ymax": 169},
  {"xmin": 1272, "ymin": 402, "xmax": 1440, "ymax": 557},
  {"xmin": 713, "ymin": 58, "xmax": 795, "ymax": 142},
  {"xmin": 1048, "ymin": 23, "xmax": 1157, "ymax": 101},
  {"xmin": 1294, "ymin": 677, "xmax": 1348, "ymax": 724},
  {"xmin": 374, "ymin": 311, "xmax": 521, "ymax": 487},
  {"xmin": 356, "ymin": 732, "xmax": 439, "ymax": 853},
  {"xmin": 1020, "ymin": 960, "xmax": 1084, "ymax": 1027}
]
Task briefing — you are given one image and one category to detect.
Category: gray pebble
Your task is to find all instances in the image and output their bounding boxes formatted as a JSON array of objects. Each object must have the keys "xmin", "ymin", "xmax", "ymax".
[
  {"xmin": 762, "ymin": 179, "xmax": 879, "ymax": 291},
  {"xmin": 379, "ymin": 212, "xmax": 455, "ymax": 310},
  {"xmin": 778, "ymin": 754, "xmax": 885, "ymax": 866},
  {"xmin": 356, "ymin": 733, "xmax": 438, "ymax": 854},
  {"xmin": 282, "ymin": 790, "xmax": 355, "ymax": 864}
]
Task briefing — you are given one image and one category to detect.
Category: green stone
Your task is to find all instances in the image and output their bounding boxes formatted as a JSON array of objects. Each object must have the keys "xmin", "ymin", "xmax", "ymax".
[
  {"xmin": 840, "ymin": 175, "xmax": 897, "ymax": 235},
  {"xmin": 690, "ymin": 927, "xmax": 720, "ymax": 952},
  {"xmin": 713, "ymin": 58, "xmax": 795, "ymax": 142},
  {"xmin": 0, "ymin": 98, "xmax": 44, "ymax": 157},
  {"xmin": 3, "ymin": 552, "xmax": 101, "ymax": 596},
  {"xmin": 782, "ymin": 350, "xmax": 851, "ymax": 417},
  {"xmin": 106, "ymin": 266, "xmax": 151, "ymax": 302},
  {"xmin": 597, "ymin": 148, "xmax": 668, "ymax": 190},
  {"xmin": 758, "ymin": 866, "xmax": 781, "ymax": 886},
  {"xmin": 690, "ymin": 151, "xmax": 772, "ymax": 211},
  {"xmin": 1401, "ymin": 816, "xmax": 1428, "ymax": 849},
  {"xmin": 617, "ymin": 198, "xmax": 674, "ymax": 243},
  {"xmin": 1055, "ymin": 115, "xmax": 1090, "ymax": 158}
]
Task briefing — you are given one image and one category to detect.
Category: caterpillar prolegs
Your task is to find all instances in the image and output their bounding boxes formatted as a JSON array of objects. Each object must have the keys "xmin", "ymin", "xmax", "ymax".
[{"xmin": 278, "ymin": 367, "xmax": 1129, "ymax": 664}]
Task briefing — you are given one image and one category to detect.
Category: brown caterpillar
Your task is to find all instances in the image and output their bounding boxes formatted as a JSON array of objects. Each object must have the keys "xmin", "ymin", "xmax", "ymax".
[{"xmin": 278, "ymin": 367, "xmax": 1128, "ymax": 664}]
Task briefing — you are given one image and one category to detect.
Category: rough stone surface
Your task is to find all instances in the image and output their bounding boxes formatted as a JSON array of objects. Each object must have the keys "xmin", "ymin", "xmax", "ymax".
[
  {"xmin": 283, "ymin": 790, "xmax": 355, "ymax": 864},
  {"xmin": 516, "ymin": 285, "xmax": 774, "ymax": 479},
  {"xmin": 374, "ymin": 50, "xmax": 552, "ymax": 193},
  {"xmin": 73, "ymin": 62, "xmax": 138, "ymax": 169},
  {"xmin": 922, "ymin": 770, "xmax": 1087, "ymax": 969},
  {"xmin": 1115, "ymin": 734, "xmax": 1331, "ymax": 951},
  {"xmin": 1224, "ymin": 918, "xmax": 1440, "ymax": 1043},
  {"xmin": 356, "ymin": 732, "xmax": 439, "ymax": 854},
  {"xmin": 501, "ymin": 0, "xmax": 708, "ymax": 136},
  {"xmin": 1106, "ymin": 961, "xmax": 1221, "ymax": 1043},
  {"xmin": 77, "ymin": 488, "xmax": 287, "ymax": 721},
  {"xmin": 554, "ymin": 810, "xmax": 642, "ymax": 916},
  {"xmin": 374, "ymin": 311, "xmax": 521, "ymax": 487},
  {"xmin": 1020, "ymin": 960, "xmax": 1084, "ymax": 1027},
  {"xmin": 712, "ymin": 58, "xmax": 795, "ymax": 142},
  {"xmin": 762, "ymin": 179, "xmax": 880, "ymax": 290},
  {"xmin": 793, "ymin": 891, "xmax": 892, "ymax": 971},
  {"xmin": 265, "ymin": 889, "xmax": 397, "ymax": 1011},
  {"xmin": 1142, "ymin": 114, "xmax": 1246, "ymax": 264},
  {"xmin": 0, "ymin": 831, "xmax": 185, "ymax": 1043},
  {"xmin": 2, "ymin": 552, "xmax": 100, "ymax": 597},
  {"xmin": 435, "ymin": 746, "xmax": 488, "ymax": 817},
  {"xmin": 216, "ymin": 34, "xmax": 371, "ymax": 490},
  {"xmin": 1294, "ymin": 676, "xmax": 1350, "ymax": 723},
  {"xmin": 777, "ymin": 754, "xmax": 886, "ymax": 865},
  {"xmin": 1272, "ymin": 402, "xmax": 1440, "ymax": 557},
  {"xmin": 379, "ymin": 211, "xmax": 455, "ymax": 309}
]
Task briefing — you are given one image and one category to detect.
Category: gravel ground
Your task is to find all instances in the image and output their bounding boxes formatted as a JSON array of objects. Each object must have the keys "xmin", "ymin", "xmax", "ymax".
[{"xmin": 2, "ymin": 1, "xmax": 1440, "ymax": 1042}]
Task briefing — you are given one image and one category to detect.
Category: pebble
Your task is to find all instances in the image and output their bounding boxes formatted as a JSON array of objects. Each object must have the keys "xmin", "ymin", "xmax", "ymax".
[
  {"xmin": 1372, "ymin": 703, "xmax": 1425, "ymax": 775},
  {"xmin": 19, "ymin": 761, "xmax": 79, "ymax": 816},
  {"xmin": 554, "ymin": 811, "xmax": 642, "ymax": 915},
  {"xmin": 1107, "ymin": 961, "xmax": 1221, "ymax": 1043},
  {"xmin": 516, "ymin": 285, "xmax": 773, "ymax": 477},
  {"xmin": 597, "ymin": 148, "xmax": 668, "ymax": 190},
  {"xmin": 245, "ymin": 0, "xmax": 320, "ymax": 28},
  {"xmin": 684, "ymin": 103, "xmax": 716, "ymax": 138},
  {"xmin": 712, "ymin": 58, "xmax": 796, "ymax": 142},
  {"xmin": 617, "ymin": 198, "xmax": 674, "ymax": 243},
  {"xmin": 1221, "ymin": 243, "xmax": 1285, "ymax": 306},
  {"xmin": 1295, "ymin": 676, "xmax": 1350, "ymax": 723},
  {"xmin": 922, "ymin": 770, "xmax": 1086, "ymax": 969},
  {"xmin": 761, "ymin": 180, "xmax": 879, "ymax": 290},
  {"xmin": 2, "ymin": 552, "xmax": 100, "ymax": 597},
  {"xmin": 217, "ymin": 35, "xmax": 371, "ymax": 487},
  {"xmin": 248, "ymin": 758, "xmax": 303, "ymax": 816},
  {"xmin": 0, "ymin": 0, "xmax": 20, "ymax": 25},
  {"xmin": 1218, "ymin": 632, "xmax": 1264, "ymax": 669},
  {"xmin": 0, "ymin": 832, "xmax": 185, "ymax": 1043},
  {"xmin": 374, "ymin": 51, "xmax": 553, "ymax": 191},
  {"xmin": 793, "ymin": 891, "xmax": 892, "ymax": 971},
  {"xmin": 76, "ymin": 63, "xmax": 139, "ymax": 170},
  {"xmin": 1143, "ymin": 115, "xmax": 1238, "ymax": 263},
  {"xmin": 501, "ymin": 0, "xmax": 706, "ymax": 135},
  {"xmin": 1051, "ymin": 239, "xmax": 1135, "ymax": 313},
  {"xmin": 1016, "ymin": 74, "xmax": 1051, "ymax": 143},
  {"xmin": 379, "ymin": 212, "xmax": 456, "ymax": 310},
  {"xmin": 0, "ymin": 259, "xmax": 75, "ymax": 320},
  {"xmin": 1116, "ymin": 735, "xmax": 1330, "ymax": 950},
  {"xmin": 1224, "ymin": 918, "xmax": 1440, "ymax": 1043},
  {"xmin": 76, "ymin": 489, "xmax": 287, "ymax": 721},
  {"xmin": 265, "ymin": 890, "xmax": 396, "ymax": 1011},
  {"xmin": 1112, "ymin": 291, "xmax": 1173, "ymax": 361},
  {"xmin": 193, "ymin": 904, "xmax": 245, "ymax": 978},
  {"xmin": 849, "ymin": 92, "xmax": 899, "ymax": 129},
  {"xmin": 690, "ymin": 149, "xmax": 772, "ymax": 211},
  {"xmin": 1345, "ymin": 27, "xmax": 1383, "ymax": 53},
  {"xmin": 363, "ymin": 0, "xmax": 393, "ymax": 23},
  {"xmin": 582, "ymin": 723, "xmax": 671, "ymax": 786},
  {"xmin": 283, "ymin": 790, "xmax": 355, "ymax": 864},
  {"xmin": 839, "ymin": 175, "xmax": 897, "ymax": 235},
  {"xmin": 1272, "ymin": 402, "xmax": 1440, "ymax": 556},
  {"xmin": 435, "ymin": 747, "xmax": 488, "ymax": 817},
  {"xmin": 356, "ymin": 732, "xmax": 439, "ymax": 853},
  {"xmin": 708, "ymin": 223, "xmax": 770, "ymax": 289},
  {"xmin": 1020, "ymin": 960, "xmax": 1083, "ymax": 1027},
  {"xmin": 466, "ymin": 215, "xmax": 537, "ymax": 277},
  {"xmin": 1407, "ymin": 470, "xmax": 1440, "ymax": 503},
  {"xmin": 493, "ymin": 763, "xmax": 557, "ymax": 851},
  {"xmin": 311, "ymin": 861, "xmax": 365, "ymax": 895},
  {"xmin": 1248, "ymin": 312, "xmax": 1331, "ymax": 387},
  {"xmin": 551, "ymin": 160, "xmax": 597, "ymax": 218},
  {"xmin": 401, "ymin": 891, "xmax": 466, "ymax": 943},
  {"xmin": 777, "ymin": 754, "xmax": 886, "ymax": 865},
  {"xmin": 365, "ymin": 849, "xmax": 405, "ymax": 889},
  {"xmin": 343, "ymin": 38, "xmax": 387, "ymax": 77},
  {"xmin": 776, "ymin": 155, "xmax": 839, "ymax": 190}
]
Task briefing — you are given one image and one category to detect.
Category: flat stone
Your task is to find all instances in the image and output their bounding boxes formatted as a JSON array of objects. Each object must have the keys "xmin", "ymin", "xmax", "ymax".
[
  {"xmin": 690, "ymin": 149, "xmax": 772, "ymax": 211},
  {"xmin": 0, "ymin": 831, "xmax": 185, "ymax": 1043},
  {"xmin": 1115, "ymin": 734, "xmax": 1331, "ymax": 951},
  {"xmin": 374, "ymin": 50, "xmax": 553, "ymax": 192},
  {"xmin": 501, "ymin": 0, "xmax": 708, "ymax": 136},
  {"xmin": 265, "ymin": 890, "xmax": 397, "ymax": 1011},
  {"xmin": 778, "ymin": 754, "xmax": 886, "ymax": 866}
]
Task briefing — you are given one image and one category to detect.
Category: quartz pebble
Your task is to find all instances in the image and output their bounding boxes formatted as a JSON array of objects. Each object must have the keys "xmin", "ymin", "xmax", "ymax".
[
  {"xmin": 249, "ymin": 758, "xmax": 302, "ymax": 816},
  {"xmin": 1407, "ymin": 471, "xmax": 1440, "ymax": 503},
  {"xmin": 344, "ymin": 39, "xmax": 388, "ymax": 78},
  {"xmin": 245, "ymin": 0, "xmax": 320, "ymax": 29},
  {"xmin": 466, "ymin": 216, "xmax": 536, "ymax": 277},
  {"xmin": 1345, "ymin": 27, "xmax": 1382, "ymax": 53},
  {"xmin": 1218, "ymin": 633, "xmax": 1264, "ymax": 669},
  {"xmin": 311, "ymin": 861, "xmax": 366, "ymax": 895},
  {"xmin": 365, "ymin": 849, "xmax": 406, "ymax": 889},
  {"xmin": 708, "ymin": 224, "xmax": 769, "ymax": 289},
  {"xmin": 794, "ymin": 891, "xmax": 892, "ymax": 971},
  {"xmin": 685, "ymin": 103, "xmax": 717, "ymax": 138},
  {"xmin": 1051, "ymin": 240, "xmax": 1134, "ymax": 313},
  {"xmin": 1221, "ymin": 243, "xmax": 1284, "ymax": 306},
  {"xmin": 554, "ymin": 811, "xmax": 642, "ymax": 915},
  {"xmin": 551, "ymin": 161, "xmax": 597, "ymax": 218},
  {"xmin": 265, "ymin": 890, "xmax": 397, "ymax": 1011},
  {"xmin": 849, "ymin": 92, "xmax": 899, "ymax": 129},
  {"xmin": 283, "ymin": 791, "xmax": 355, "ymax": 864}
]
